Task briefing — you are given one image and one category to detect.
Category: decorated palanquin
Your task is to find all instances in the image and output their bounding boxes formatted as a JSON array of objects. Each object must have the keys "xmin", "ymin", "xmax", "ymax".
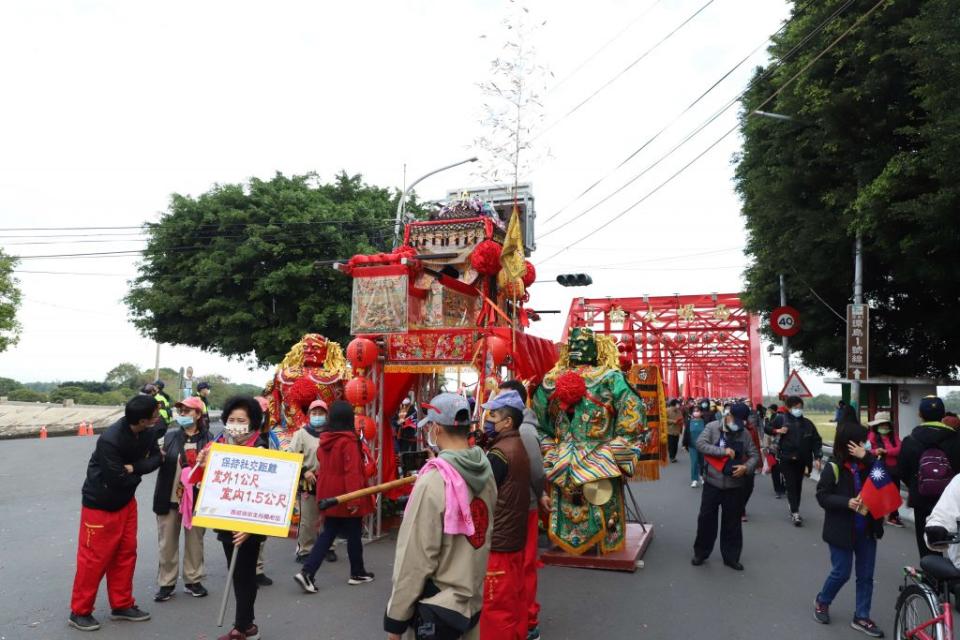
[
  {"xmin": 265, "ymin": 333, "xmax": 347, "ymax": 449},
  {"xmin": 533, "ymin": 327, "xmax": 662, "ymax": 555}
]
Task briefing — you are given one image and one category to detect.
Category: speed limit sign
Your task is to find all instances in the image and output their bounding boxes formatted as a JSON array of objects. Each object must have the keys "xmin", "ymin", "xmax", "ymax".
[{"xmin": 770, "ymin": 306, "xmax": 800, "ymax": 337}]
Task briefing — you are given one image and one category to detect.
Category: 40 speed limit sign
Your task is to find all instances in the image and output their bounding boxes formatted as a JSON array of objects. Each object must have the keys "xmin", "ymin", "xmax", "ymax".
[{"xmin": 770, "ymin": 306, "xmax": 801, "ymax": 337}]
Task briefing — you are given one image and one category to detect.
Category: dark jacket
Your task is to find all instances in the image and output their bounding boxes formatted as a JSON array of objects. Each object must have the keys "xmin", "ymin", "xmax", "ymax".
[
  {"xmin": 316, "ymin": 430, "xmax": 374, "ymax": 518},
  {"xmin": 488, "ymin": 430, "xmax": 531, "ymax": 553},
  {"xmin": 153, "ymin": 426, "xmax": 213, "ymax": 515},
  {"xmin": 816, "ymin": 454, "xmax": 885, "ymax": 550},
  {"xmin": 766, "ymin": 413, "xmax": 823, "ymax": 466},
  {"xmin": 897, "ymin": 422, "xmax": 960, "ymax": 510},
  {"xmin": 82, "ymin": 417, "xmax": 166, "ymax": 512}
]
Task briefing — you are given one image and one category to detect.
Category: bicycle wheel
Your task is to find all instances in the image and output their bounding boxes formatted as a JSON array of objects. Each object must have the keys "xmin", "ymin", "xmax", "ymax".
[{"xmin": 894, "ymin": 582, "xmax": 946, "ymax": 640}]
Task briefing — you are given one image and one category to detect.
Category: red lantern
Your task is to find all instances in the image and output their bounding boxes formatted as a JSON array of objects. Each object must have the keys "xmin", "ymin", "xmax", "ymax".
[
  {"xmin": 485, "ymin": 335, "xmax": 510, "ymax": 366},
  {"xmin": 355, "ymin": 414, "xmax": 377, "ymax": 441},
  {"xmin": 522, "ymin": 260, "xmax": 536, "ymax": 288},
  {"xmin": 346, "ymin": 337, "xmax": 378, "ymax": 370},
  {"xmin": 345, "ymin": 377, "xmax": 377, "ymax": 406},
  {"xmin": 470, "ymin": 240, "xmax": 502, "ymax": 276}
]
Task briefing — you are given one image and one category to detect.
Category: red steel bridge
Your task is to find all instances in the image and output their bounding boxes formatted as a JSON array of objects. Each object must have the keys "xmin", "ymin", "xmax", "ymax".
[{"xmin": 561, "ymin": 293, "xmax": 763, "ymax": 404}]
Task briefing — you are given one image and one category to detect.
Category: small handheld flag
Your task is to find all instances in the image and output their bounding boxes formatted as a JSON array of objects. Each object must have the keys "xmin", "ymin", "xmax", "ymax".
[{"xmin": 860, "ymin": 459, "xmax": 903, "ymax": 519}]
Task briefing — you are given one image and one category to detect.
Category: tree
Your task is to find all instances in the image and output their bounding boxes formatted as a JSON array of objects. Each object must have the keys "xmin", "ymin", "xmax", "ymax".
[
  {"xmin": 0, "ymin": 377, "xmax": 22, "ymax": 396},
  {"xmin": 8, "ymin": 388, "xmax": 47, "ymax": 402},
  {"xmin": 104, "ymin": 363, "xmax": 143, "ymax": 390},
  {"xmin": 735, "ymin": 0, "xmax": 960, "ymax": 378},
  {"xmin": 0, "ymin": 248, "xmax": 22, "ymax": 353},
  {"xmin": 125, "ymin": 173, "xmax": 404, "ymax": 365}
]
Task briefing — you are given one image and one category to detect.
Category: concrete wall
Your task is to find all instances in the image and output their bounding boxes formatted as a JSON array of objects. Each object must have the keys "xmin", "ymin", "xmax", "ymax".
[
  {"xmin": 896, "ymin": 383, "xmax": 939, "ymax": 438},
  {"xmin": 0, "ymin": 401, "xmax": 124, "ymax": 439}
]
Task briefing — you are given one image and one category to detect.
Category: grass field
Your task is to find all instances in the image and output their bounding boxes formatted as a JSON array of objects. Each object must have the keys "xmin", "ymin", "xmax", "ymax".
[{"xmin": 807, "ymin": 412, "xmax": 835, "ymax": 445}]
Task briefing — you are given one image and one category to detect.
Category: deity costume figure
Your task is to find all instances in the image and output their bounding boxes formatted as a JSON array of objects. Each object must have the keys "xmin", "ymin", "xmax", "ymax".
[
  {"xmin": 533, "ymin": 328, "xmax": 650, "ymax": 554},
  {"xmin": 266, "ymin": 334, "xmax": 346, "ymax": 450}
]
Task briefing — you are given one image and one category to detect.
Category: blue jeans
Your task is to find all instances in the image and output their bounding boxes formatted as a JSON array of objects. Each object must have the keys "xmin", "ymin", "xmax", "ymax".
[
  {"xmin": 817, "ymin": 535, "xmax": 877, "ymax": 620},
  {"xmin": 689, "ymin": 448, "xmax": 703, "ymax": 482}
]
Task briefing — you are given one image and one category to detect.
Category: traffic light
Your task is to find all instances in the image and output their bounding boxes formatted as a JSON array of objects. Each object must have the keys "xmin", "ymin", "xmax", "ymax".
[{"xmin": 556, "ymin": 273, "xmax": 593, "ymax": 287}]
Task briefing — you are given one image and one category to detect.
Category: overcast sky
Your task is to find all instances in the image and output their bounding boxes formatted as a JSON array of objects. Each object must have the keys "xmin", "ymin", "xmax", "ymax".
[{"xmin": 1, "ymin": 0, "xmax": 846, "ymax": 396}]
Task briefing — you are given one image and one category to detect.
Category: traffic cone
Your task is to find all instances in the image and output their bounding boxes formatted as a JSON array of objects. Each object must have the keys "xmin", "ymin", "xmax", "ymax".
[
  {"xmin": 77, "ymin": 422, "xmax": 84, "ymax": 436},
  {"xmin": 40, "ymin": 425, "xmax": 47, "ymax": 440},
  {"xmin": 87, "ymin": 422, "xmax": 95, "ymax": 436}
]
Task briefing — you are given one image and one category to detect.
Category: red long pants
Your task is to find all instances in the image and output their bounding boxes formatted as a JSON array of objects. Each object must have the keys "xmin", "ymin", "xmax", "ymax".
[
  {"xmin": 523, "ymin": 509, "xmax": 541, "ymax": 631},
  {"xmin": 70, "ymin": 499, "xmax": 139, "ymax": 616},
  {"xmin": 479, "ymin": 549, "xmax": 526, "ymax": 640}
]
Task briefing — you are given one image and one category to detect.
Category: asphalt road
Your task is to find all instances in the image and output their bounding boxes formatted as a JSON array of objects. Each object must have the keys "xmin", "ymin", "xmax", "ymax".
[{"xmin": 0, "ymin": 435, "xmax": 923, "ymax": 640}]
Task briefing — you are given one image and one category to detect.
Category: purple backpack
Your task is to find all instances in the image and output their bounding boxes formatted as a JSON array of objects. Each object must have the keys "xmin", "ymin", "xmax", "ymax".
[{"xmin": 918, "ymin": 446, "xmax": 954, "ymax": 498}]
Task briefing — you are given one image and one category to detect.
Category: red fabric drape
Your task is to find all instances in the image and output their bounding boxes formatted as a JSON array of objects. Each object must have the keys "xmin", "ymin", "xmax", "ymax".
[
  {"xmin": 490, "ymin": 328, "xmax": 559, "ymax": 384},
  {"xmin": 380, "ymin": 372, "xmax": 415, "ymax": 499}
]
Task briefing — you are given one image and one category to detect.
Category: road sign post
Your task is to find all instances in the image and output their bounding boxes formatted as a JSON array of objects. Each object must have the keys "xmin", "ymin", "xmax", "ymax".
[
  {"xmin": 846, "ymin": 304, "xmax": 870, "ymax": 382},
  {"xmin": 770, "ymin": 305, "xmax": 800, "ymax": 338}
]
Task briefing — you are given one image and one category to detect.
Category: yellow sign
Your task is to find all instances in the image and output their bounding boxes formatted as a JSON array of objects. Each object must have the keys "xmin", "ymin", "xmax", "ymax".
[{"xmin": 191, "ymin": 443, "xmax": 303, "ymax": 537}]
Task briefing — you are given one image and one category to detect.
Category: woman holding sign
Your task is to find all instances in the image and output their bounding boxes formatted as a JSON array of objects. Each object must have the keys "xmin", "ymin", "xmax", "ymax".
[{"xmin": 192, "ymin": 396, "xmax": 268, "ymax": 640}]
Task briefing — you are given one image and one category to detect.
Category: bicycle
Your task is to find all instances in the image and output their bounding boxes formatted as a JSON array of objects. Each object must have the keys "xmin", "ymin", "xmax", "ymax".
[{"xmin": 894, "ymin": 527, "xmax": 960, "ymax": 640}]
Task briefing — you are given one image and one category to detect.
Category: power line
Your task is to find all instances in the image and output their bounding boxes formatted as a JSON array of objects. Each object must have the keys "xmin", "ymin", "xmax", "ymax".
[
  {"xmin": 538, "ymin": 0, "xmax": 852, "ymax": 240},
  {"xmin": 548, "ymin": 0, "xmax": 664, "ymax": 91},
  {"xmin": 534, "ymin": 0, "xmax": 719, "ymax": 141},
  {"xmin": 0, "ymin": 217, "xmax": 396, "ymax": 233},
  {"xmin": 538, "ymin": 0, "xmax": 891, "ymax": 265}
]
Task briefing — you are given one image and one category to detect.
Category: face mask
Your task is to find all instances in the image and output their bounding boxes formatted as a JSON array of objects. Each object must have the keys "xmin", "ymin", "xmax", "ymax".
[
  {"xmin": 877, "ymin": 426, "xmax": 891, "ymax": 436},
  {"xmin": 426, "ymin": 424, "xmax": 439, "ymax": 449},
  {"xmin": 693, "ymin": 411, "xmax": 702, "ymax": 419},
  {"xmin": 863, "ymin": 440, "xmax": 872, "ymax": 451},
  {"xmin": 309, "ymin": 415, "xmax": 327, "ymax": 428},
  {"xmin": 700, "ymin": 403, "xmax": 709, "ymax": 410},
  {"xmin": 791, "ymin": 408, "xmax": 803, "ymax": 418},
  {"xmin": 726, "ymin": 421, "xmax": 742, "ymax": 433},
  {"xmin": 175, "ymin": 415, "xmax": 194, "ymax": 428},
  {"xmin": 722, "ymin": 409, "xmax": 730, "ymax": 417},
  {"xmin": 483, "ymin": 420, "xmax": 497, "ymax": 440},
  {"xmin": 224, "ymin": 423, "xmax": 249, "ymax": 441}
]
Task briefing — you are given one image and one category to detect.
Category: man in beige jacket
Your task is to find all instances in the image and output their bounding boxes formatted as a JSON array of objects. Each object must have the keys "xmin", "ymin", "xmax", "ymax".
[{"xmin": 384, "ymin": 393, "xmax": 497, "ymax": 640}]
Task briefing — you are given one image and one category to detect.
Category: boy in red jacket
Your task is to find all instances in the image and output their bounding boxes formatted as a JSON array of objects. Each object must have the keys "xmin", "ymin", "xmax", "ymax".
[{"xmin": 294, "ymin": 401, "xmax": 375, "ymax": 592}]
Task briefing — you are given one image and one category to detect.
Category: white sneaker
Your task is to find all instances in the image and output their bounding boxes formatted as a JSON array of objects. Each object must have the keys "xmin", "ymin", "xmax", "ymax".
[
  {"xmin": 293, "ymin": 572, "xmax": 317, "ymax": 594},
  {"xmin": 691, "ymin": 480, "xmax": 698, "ymax": 488}
]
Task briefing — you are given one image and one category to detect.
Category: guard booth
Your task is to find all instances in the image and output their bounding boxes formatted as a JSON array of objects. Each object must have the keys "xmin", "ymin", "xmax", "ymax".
[{"xmin": 825, "ymin": 377, "xmax": 958, "ymax": 438}]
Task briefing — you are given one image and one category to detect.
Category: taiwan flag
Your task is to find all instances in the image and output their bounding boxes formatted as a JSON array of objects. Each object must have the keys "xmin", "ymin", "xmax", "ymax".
[{"xmin": 860, "ymin": 460, "xmax": 903, "ymax": 519}]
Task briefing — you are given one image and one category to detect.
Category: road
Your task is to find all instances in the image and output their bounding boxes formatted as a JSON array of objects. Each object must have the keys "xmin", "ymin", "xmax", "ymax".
[{"xmin": 0, "ymin": 434, "xmax": 922, "ymax": 640}]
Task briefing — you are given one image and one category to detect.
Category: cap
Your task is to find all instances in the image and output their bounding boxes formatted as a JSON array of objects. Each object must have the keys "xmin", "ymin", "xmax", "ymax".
[
  {"xmin": 401, "ymin": 398, "xmax": 411, "ymax": 405},
  {"xmin": 920, "ymin": 396, "xmax": 946, "ymax": 422},
  {"xmin": 729, "ymin": 402, "xmax": 750, "ymax": 429},
  {"xmin": 196, "ymin": 381, "xmax": 211, "ymax": 391},
  {"xmin": 153, "ymin": 380, "xmax": 165, "ymax": 390},
  {"xmin": 308, "ymin": 399, "xmax": 328, "ymax": 412},
  {"xmin": 175, "ymin": 396, "xmax": 205, "ymax": 413},
  {"xmin": 418, "ymin": 393, "xmax": 471, "ymax": 428},
  {"xmin": 481, "ymin": 389, "xmax": 526, "ymax": 412},
  {"xmin": 867, "ymin": 411, "xmax": 892, "ymax": 427}
]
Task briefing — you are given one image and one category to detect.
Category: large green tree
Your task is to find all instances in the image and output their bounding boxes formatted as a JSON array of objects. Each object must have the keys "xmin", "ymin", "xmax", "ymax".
[
  {"xmin": 126, "ymin": 172, "xmax": 405, "ymax": 365},
  {"xmin": 736, "ymin": 0, "xmax": 960, "ymax": 377},
  {"xmin": 0, "ymin": 248, "xmax": 22, "ymax": 353}
]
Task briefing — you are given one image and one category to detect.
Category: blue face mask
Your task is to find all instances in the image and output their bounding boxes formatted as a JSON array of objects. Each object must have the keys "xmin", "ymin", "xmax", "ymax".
[
  {"xmin": 309, "ymin": 415, "xmax": 327, "ymax": 428},
  {"xmin": 483, "ymin": 420, "xmax": 497, "ymax": 439},
  {"xmin": 175, "ymin": 415, "xmax": 194, "ymax": 428}
]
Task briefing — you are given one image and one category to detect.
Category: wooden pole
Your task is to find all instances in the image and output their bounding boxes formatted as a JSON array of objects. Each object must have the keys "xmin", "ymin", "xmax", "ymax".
[
  {"xmin": 317, "ymin": 476, "xmax": 417, "ymax": 511},
  {"xmin": 217, "ymin": 544, "xmax": 239, "ymax": 627}
]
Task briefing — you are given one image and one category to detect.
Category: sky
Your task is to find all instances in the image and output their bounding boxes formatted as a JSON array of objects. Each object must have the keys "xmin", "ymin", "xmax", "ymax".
[{"xmin": 0, "ymin": 0, "xmax": 845, "ymax": 396}]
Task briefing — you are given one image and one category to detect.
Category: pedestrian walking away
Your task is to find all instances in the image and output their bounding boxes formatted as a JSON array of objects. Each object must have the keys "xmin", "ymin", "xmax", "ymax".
[
  {"xmin": 294, "ymin": 400, "xmax": 376, "ymax": 594},
  {"xmin": 68, "ymin": 394, "xmax": 164, "ymax": 632},
  {"xmin": 666, "ymin": 399, "xmax": 684, "ymax": 463},
  {"xmin": 152, "ymin": 395, "xmax": 212, "ymax": 603},
  {"xmin": 692, "ymin": 401, "xmax": 759, "ymax": 571},
  {"xmin": 766, "ymin": 396, "xmax": 823, "ymax": 526},
  {"xmin": 384, "ymin": 392, "xmax": 497, "ymax": 640},
  {"xmin": 897, "ymin": 396, "xmax": 960, "ymax": 559},
  {"xmin": 813, "ymin": 422, "xmax": 885, "ymax": 638}
]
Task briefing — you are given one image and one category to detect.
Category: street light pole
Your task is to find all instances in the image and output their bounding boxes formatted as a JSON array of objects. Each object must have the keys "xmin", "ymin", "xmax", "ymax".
[
  {"xmin": 780, "ymin": 274, "xmax": 790, "ymax": 384},
  {"xmin": 393, "ymin": 157, "xmax": 479, "ymax": 247}
]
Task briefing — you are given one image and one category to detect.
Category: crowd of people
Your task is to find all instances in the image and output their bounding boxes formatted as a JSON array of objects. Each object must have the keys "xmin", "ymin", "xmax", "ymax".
[{"xmin": 65, "ymin": 381, "xmax": 960, "ymax": 640}]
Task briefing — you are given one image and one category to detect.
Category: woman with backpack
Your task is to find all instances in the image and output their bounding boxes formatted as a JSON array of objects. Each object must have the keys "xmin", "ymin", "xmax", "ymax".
[
  {"xmin": 866, "ymin": 411, "xmax": 904, "ymax": 527},
  {"xmin": 813, "ymin": 422, "xmax": 885, "ymax": 638}
]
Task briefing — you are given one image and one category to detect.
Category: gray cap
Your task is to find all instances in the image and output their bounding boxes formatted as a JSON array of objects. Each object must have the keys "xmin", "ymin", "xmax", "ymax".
[{"xmin": 418, "ymin": 393, "xmax": 471, "ymax": 429}]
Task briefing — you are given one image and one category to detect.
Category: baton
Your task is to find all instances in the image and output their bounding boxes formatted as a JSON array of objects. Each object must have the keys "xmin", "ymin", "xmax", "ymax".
[{"xmin": 317, "ymin": 475, "xmax": 417, "ymax": 510}]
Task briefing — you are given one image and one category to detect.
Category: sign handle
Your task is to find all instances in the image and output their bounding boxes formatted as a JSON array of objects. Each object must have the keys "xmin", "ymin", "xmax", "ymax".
[{"xmin": 217, "ymin": 544, "xmax": 239, "ymax": 627}]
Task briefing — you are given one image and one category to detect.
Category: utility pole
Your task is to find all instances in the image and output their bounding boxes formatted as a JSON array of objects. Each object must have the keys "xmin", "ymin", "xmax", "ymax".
[
  {"xmin": 779, "ymin": 274, "xmax": 790, "ymax": 384},
  {"xmin": 850, "ymin": 233, "xmax": 864, "ymax": 412},
  {"xmin": 153, "ymin": 342, "xmax": 161, "ymax": 383}
]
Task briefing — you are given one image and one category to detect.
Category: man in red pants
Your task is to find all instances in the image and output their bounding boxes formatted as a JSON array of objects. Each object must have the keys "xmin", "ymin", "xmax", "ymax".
[
  {"xmin": 480, "ymin": 390, "xmax": 531, "ymax": 640},
  {"xmin": 69, "ymin": 394, "xmax": 165, "ymax": 632}
]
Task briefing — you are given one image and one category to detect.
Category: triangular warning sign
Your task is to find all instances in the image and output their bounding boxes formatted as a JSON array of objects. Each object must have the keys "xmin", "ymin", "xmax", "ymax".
[{"xmin": 779, "ymin": 370, "xmax": 813, "ymax": 399}]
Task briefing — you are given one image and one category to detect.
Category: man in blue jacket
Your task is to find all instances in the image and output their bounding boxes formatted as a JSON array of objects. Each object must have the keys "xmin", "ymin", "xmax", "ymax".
[{"xmin": 68, "ymin": 395, "xmax": 164, "ymax": 632}]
